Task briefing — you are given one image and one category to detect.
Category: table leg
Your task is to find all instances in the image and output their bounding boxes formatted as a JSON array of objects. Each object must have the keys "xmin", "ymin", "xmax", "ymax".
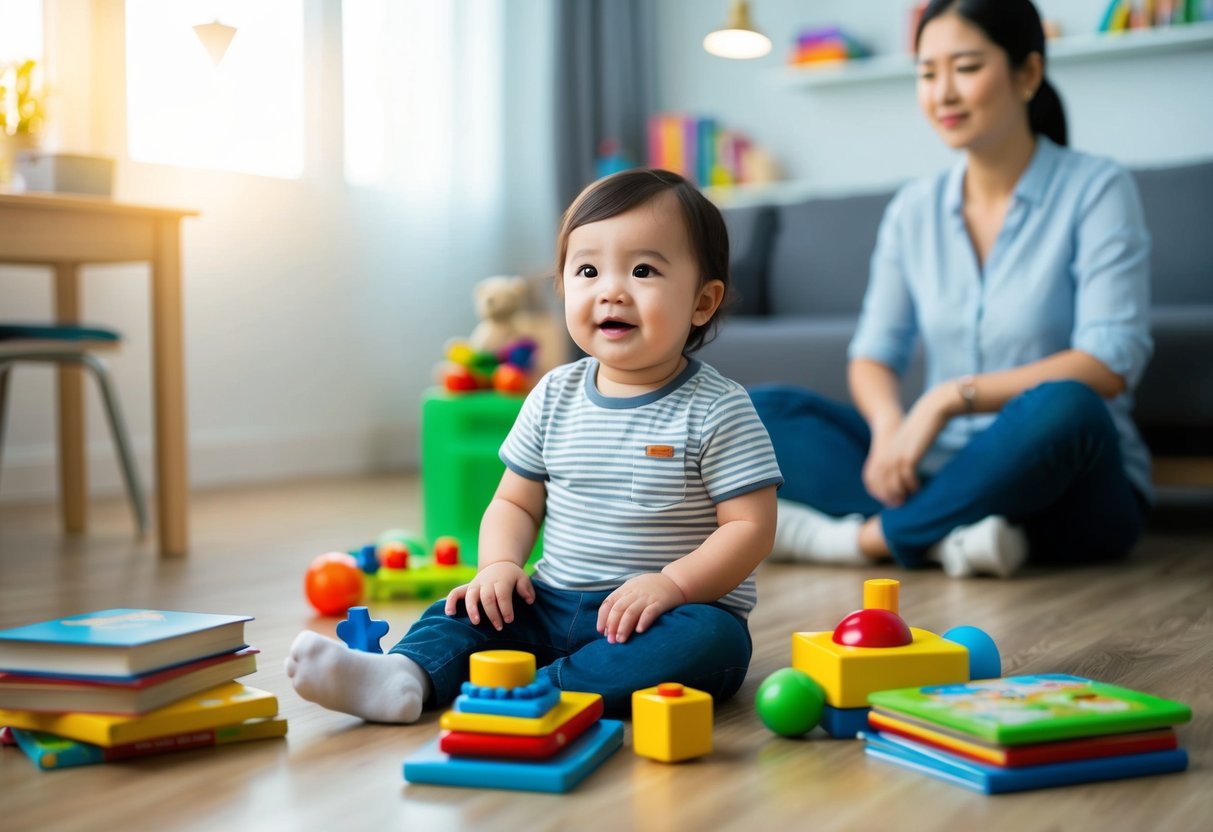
[
  {"xmin": 54, "ymin": 263, "xmax": 87, "ymax": 534},
  {"xmin": 150, "ymin": 218, "xmax": 189, "ymax": 557}
]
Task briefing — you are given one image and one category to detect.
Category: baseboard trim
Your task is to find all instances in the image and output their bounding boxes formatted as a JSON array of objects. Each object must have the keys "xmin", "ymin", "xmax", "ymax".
[{"xmin": 0, "ymin": 424, "xmax": 419, "ymax": 505}]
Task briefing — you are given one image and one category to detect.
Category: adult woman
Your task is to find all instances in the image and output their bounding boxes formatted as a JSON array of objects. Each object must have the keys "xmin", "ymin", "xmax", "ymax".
[{"xmin": 751, "ymin": 0, "xmax": 1152, "ymax": 577}]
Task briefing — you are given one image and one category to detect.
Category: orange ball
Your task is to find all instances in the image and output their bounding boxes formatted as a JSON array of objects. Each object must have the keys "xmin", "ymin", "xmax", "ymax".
[
  {"xmin": 305, "ymin": 552, "xmax": 365, "ymax": 616},
  {"xmin": 493, "ymin": 363, "xmax": 528, "ymax": 394}
]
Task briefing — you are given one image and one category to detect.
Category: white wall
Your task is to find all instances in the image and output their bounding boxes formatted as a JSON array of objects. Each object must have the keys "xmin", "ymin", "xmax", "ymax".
[
  {"xmin": 0, "ymin": 0, "xmax": 560, "ymax": 504},
  {"xmin": 654, "ymin": 0, "xmax": 1213, "ymax": 193}
]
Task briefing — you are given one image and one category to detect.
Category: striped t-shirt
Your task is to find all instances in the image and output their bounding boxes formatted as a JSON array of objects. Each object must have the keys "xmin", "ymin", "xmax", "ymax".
[{"xmin": 499, "ymin": 357, "xmax": 783, "ymax": 616}]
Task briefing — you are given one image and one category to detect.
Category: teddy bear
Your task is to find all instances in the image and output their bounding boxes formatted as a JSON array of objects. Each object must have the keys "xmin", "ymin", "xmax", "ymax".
[{"xmin": 469, "ymin": 275, "xmax": 529, "ymax": 353}]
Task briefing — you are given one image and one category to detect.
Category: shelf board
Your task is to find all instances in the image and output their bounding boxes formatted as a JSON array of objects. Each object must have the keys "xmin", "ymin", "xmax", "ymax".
[{"xmin": 781, "ymin": 20, "xmax": 1213, "ymax": 88}]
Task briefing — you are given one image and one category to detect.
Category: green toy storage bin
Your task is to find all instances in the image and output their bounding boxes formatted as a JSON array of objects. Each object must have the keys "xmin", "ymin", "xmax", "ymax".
[{"xmin": 420, "ymin": 389, "xmax": 542, "ymax": 566}]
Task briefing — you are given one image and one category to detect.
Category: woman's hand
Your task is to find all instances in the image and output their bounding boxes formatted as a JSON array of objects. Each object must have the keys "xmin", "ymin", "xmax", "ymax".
[
  {"xmin": 445, "ymin": 561, "xmax": 534, "ymax": 630},
  {"xmin": 863, "ymin": 384, "xmax": 958, "ymax": 506},
  {"xmin": 596, "ymin": 573, "xmax": 687, "ymax": 645}
]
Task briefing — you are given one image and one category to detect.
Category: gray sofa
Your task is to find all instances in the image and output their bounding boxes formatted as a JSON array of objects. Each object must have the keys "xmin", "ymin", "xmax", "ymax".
[{"xmin": 702, "ymin": 159, "xmax": 1213, "ymax": 459}]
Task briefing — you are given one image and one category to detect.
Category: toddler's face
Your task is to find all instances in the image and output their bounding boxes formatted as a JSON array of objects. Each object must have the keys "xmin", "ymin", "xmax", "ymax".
[{"xmin": 561, "ymin": 192, "xmax": 722, "ymax": 394}]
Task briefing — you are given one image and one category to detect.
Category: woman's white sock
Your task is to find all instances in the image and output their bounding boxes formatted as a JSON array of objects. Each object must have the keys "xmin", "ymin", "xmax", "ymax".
[{"xmin": 769, "ymin": 499, "xmax": 867, "ymax": 564}]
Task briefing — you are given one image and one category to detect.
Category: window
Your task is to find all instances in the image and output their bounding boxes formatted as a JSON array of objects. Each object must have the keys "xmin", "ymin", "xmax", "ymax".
[
  {"xmin": 125, "ymin": 0, "xmax": 304, "ymax": 178},
  {"xmin": 0, "ymin": 0, "xmax": 43, "ymax": 138}
]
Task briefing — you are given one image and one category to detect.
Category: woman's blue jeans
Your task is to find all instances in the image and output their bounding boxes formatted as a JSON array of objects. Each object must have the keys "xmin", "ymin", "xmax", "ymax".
[
  {"xmin": 389, "ymin": 580, "xmax": 752, "ymax": 717},
  {"xmin": 749, "ymin": 380, "xmax": 1147, "ymax": 568}
]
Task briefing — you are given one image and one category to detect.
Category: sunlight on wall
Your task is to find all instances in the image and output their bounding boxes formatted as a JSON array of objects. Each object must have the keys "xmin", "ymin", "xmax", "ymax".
[
  {"xmin": 0, "ymin": 0, "xmax": 42, "ymax": 63},
  {"xmin": 125, "ymin": 0, "xmax": 303, "ymax": 178}
]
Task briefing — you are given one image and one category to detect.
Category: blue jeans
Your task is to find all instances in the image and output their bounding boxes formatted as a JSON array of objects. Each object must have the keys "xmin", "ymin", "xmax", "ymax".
[
  {"xmin": 389, "ymin": 580, "xmax": 752, "ymax": 717},
  {"xmin": 749, "ymin": 380, "xmax": 1148, "ymax": 568}
]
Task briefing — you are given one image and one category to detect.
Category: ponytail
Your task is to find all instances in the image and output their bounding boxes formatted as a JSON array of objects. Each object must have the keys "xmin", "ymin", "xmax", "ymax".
[{"xmin": 1028, "ymin": 77, "xmax": 1067, "ymax": 147}]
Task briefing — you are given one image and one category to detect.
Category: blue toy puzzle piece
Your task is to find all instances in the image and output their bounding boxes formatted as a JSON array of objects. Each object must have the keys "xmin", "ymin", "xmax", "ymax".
[
  {"xmin": 820, "ymin": 704, "xmax": 871, "ymax": 738},
  {"xmin": 403, "ymin": 718, "xmax": 623, "ymax": 793},
  {"xmin": 336, "ymin": 606, "xmax": 390, "ymax": 653},
  {"xmin": 455, "ymin": 676, "xmax": 561, "ymax": 718}
]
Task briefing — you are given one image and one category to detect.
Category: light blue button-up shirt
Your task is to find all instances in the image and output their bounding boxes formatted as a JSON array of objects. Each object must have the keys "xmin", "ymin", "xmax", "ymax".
[{"xmin": 848, "ymin": 137, "xmax": 1153, "ymax": 499}]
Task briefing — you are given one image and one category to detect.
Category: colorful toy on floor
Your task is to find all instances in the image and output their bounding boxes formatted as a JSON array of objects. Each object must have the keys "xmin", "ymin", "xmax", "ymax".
[
  {"xmin": 303, "ymin": 530, "xmax": 480, "ymax": 615},
  {"xmin": 304, "ymin": 552, "xmax": 366, "ymax": 616},
  {"xmin": 403, "ymin": 650, "xmax": 623, "ymax": 793},
  {"xmin": 755, "ymin": 668, "xmax": 825, "ymax": 738},
  {"xmin": 336, "ymin": 606, "xmax": 390, "ymax": 653},
  {"xmin": 759, "ymin": 578, "xmax": 999, "ymax": 738},
  {"xmin": 632, "ymin": 682, "xmax": 713, "ymax": 763}
]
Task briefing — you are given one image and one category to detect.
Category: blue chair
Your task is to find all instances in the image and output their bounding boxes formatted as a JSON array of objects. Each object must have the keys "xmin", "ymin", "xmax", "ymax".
[{"xmin": 0, "ymin": 324, "xmax": 148, "ymax": 534}]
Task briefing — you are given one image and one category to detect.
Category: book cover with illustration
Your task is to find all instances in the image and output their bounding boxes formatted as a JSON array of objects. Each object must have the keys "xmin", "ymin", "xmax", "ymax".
[
  {"xmin": 0, "ymin": 610, "xmax": 252, "ymax": 677},
  {"xmin": 868, "ymin": 674, "xmax": 1191, "ymax": 745},
  {"xmin": 11, "ymin": 716, "xmax": 288, "ymax": 770},
  {"xmin": 0, "ymin": 681, "xmax": 278, "ymax": 747}
]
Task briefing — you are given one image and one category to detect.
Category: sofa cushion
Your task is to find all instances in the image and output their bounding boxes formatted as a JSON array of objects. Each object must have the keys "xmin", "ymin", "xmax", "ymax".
[
  {"xmin": 768, "ymin": 191, "xmax": 892, "ymax": 315},
  {"xmin": 1133, "ymin": 162, "xmax": 1213, "ymax": 305},
  {"xmin": 722, "ymin": 204, "xmax": 777, "ymax": 316}
]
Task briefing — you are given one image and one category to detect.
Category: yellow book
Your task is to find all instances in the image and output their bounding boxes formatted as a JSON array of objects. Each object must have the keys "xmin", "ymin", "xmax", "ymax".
[{"xmin": 0, "ymin": 681, "xmax": 278, "ymax": 747}]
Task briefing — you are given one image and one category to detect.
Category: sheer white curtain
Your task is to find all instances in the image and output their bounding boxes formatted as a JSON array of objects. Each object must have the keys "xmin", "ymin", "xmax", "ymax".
[{"xmin": 343, "ymin": 0, "xmax": 507, "ymax": 225}]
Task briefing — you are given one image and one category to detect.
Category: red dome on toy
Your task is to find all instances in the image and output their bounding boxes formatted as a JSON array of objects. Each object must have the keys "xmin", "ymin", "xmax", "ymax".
[{"xmin": 832, "ymin": 608, "xmax": 913, "ymax": 648}]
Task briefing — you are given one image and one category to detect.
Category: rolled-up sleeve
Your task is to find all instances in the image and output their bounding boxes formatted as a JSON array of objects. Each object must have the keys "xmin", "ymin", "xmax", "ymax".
[
  {"xmin": 848, "ymin": 190, "xmax": 919, "ymax": 377},
  {"xmin": 1071, "ymin": 168, "xmax": 1153, "ymax": 390}
]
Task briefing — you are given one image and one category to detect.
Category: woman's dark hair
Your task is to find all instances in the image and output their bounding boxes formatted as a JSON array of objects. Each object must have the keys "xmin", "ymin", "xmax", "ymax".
[
  {"xmin": 555, "ymin": 168, "xmax": 731, "ymax": 353},
  {"xmin": 915, "ymin": 0, "xmax": 1067, "ymax": 146}
]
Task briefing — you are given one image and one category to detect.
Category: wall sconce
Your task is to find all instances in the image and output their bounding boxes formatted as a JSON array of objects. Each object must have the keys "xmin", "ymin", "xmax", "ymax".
[
  {"xmin": 703, "ymin": 0, "xmax": 772, "ymax": 60},
  {"xmin": 193, "ymin": 19, "xmax": 237, "ymax": 65}
]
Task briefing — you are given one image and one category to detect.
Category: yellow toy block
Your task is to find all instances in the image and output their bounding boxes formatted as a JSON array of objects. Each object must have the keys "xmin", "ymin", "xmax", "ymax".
[
  {"xmin": 439, "ymin": 690, "xmax": 600, "ymax": 736},
  {"xmin": 631, "ymin": 682, "xmax": 712, "ymax": 762},
  {"xmin": 791, "ymin": 628, "xmax": 969, "ymax": 709},
  {"xmin": 469, "ymin": 650, "xmax": 535, "ymax": 689}
]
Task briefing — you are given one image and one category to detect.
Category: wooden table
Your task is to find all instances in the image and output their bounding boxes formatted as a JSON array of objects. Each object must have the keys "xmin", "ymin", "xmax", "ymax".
[{"xmin": 0, "ymin": 192, "xmax": 197, "ymax": 557}]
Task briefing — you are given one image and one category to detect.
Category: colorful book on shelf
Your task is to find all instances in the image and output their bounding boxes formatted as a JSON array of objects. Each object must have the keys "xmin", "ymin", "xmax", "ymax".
[
  {"xmin": 11, "ymin": 716, "xmax": 288, "ymax": 770},
  {"xmin": 861, "ymin": 729, "xmax": 1188, "ymax": 794},
  {"xmin": 0, "ymin": 648, "xmax": 259, "ymax": 715},
  {"xmin": 0, "ymin": 609, "xmax": 252, "ymax": 677},
  {"xmin": 867, "ymin": 710, "xmax": 1179, "ymax": 768},
  {"xmin": 867, "ymin": 674, "xmax": 1191, "ymax": 746},
  {"xmin": 0, "ymin": 681, "xmax": 278, "ymax": 747}
]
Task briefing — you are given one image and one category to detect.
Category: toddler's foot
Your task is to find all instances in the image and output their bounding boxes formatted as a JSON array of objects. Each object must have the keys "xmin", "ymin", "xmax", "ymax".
[
  {"xmin": 284, "ymin": 631, "xmax": 429, "ymax": 723},
  {"xmin": 929, "ymin": 516, "xmax": 1028, "ymax": 578},
  {"xmin": 768, "ymin": 499, "xmax": 867, "ymax": 565}
]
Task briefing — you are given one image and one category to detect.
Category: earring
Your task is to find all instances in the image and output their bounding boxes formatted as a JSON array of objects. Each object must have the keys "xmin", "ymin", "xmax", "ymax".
[{"xmin": 1024, "ymin": 88, "xmax": 1036, "ymax": 101}]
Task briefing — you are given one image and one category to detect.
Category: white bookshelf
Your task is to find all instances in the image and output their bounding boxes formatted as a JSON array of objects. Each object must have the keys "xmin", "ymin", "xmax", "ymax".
[{"xmin": 780, "ymin": 21, "xmax": 1213, "ymax": 88}]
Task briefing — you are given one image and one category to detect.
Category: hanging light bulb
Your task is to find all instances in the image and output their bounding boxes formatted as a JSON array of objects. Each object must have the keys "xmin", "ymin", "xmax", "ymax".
[
  {"xmin": 703, "ymin": 0, "xmax": 772, "ymax": 60},
  {"xmin": 193, "ymin": 20, "xmax": 238, "ymax": 65}
]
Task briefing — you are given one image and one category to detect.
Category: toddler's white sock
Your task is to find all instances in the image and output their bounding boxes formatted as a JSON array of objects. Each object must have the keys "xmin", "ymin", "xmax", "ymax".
[
  {"xmin": 284, "ymin": 631, "xmax": 430, "ymax": 723},
  {"xmin": 927, "ymin": 515, "xmax": 1028, "ymax": 578},
  {"xmin": 769, "ymin": 499, "xmax": 867, "ymax": 565}
]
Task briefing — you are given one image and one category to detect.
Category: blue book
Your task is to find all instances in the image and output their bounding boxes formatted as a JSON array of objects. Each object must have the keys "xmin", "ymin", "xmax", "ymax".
[
  {"xmin": 861, "ymin": 729, "xmax": 1189, "ymax": 794},
  {"xmin": 403, "ymin": 719, "xmax": 624, "ymax": 793},
  {"xmin": 0, "ymin": 610, "xmax": 251, "ymax": 678}
]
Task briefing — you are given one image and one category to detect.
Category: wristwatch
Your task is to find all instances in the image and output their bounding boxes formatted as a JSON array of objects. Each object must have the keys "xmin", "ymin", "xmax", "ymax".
[{"xmin": 956, "ymin": 374, "xmax": 978, "ymax": 414}]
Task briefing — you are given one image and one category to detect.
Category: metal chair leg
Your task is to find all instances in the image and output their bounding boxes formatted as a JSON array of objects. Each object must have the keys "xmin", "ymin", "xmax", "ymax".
[{"xmin": 81, "ymin": 353, "xmax": 149, "ymax": 536}]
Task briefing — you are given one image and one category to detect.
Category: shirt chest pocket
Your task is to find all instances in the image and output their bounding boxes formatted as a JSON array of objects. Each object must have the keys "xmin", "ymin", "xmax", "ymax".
[{"xmin": 630, "ymin": 439, "xmax": 688, "ymax": 508}]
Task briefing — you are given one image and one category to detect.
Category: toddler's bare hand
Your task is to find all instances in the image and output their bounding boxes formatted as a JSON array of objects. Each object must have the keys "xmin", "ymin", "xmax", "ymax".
[
  {"xmin": 596, "ymin": 573, "xmax": 686, "ymax": 644},
  {"xmin": 445, "ymin": 562, "xmax": 534, "ymax": 631}
]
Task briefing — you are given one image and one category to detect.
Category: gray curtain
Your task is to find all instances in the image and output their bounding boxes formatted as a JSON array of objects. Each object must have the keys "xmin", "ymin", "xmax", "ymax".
[{"xmin": 554, "ymin": 0, "xmax": 657, "ymax": 208}]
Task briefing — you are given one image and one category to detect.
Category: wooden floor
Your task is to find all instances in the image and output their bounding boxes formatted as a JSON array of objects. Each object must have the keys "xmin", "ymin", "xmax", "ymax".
[{"xmin": 1, "ymin": 474, "xmax": 1210, "ymax": 832}]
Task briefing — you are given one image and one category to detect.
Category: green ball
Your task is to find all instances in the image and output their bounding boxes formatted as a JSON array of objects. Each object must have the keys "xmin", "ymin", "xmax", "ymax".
[{"xmin": 755, "ymin": 667, "xmax": 825, "ymax": 737}]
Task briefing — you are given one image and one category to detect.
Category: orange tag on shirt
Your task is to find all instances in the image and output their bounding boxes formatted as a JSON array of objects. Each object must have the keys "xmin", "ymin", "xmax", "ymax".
[{"xmin": 645, "ymin": 445, "xmax": 676, "ymax": 458}]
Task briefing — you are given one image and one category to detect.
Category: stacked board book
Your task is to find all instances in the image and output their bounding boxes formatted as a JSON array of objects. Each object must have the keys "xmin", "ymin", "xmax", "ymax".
[
  {"xmin": 0, "ymin": 609, "xmax": 286, "ymax": 770},
  {"xmin": 861, "ymin": 674, "xmax": 1190, "ymax": 794}
]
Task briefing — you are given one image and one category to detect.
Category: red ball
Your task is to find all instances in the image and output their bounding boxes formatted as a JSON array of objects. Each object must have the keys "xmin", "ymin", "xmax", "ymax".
[
  {"xmin": 433, "ymin": 536, "xmax": 460, "ymax": 566},
  {"xmin": 443, "ymin": 365, "xmax": 480, "ymax": 392},
  {"xmin": 492, "ymin": 364, "xmax": 528, "ymax": 394},
  {"xmin": 832, "ymin": 608, "xmax": 913, "ymax": 648},
  {"xmin": 305, "ymin": 552, "xmax": 365, "ymax": 616},
  {"xmin": 379, "ymin": 541, "xmax": 409, "ymax": 570}
]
